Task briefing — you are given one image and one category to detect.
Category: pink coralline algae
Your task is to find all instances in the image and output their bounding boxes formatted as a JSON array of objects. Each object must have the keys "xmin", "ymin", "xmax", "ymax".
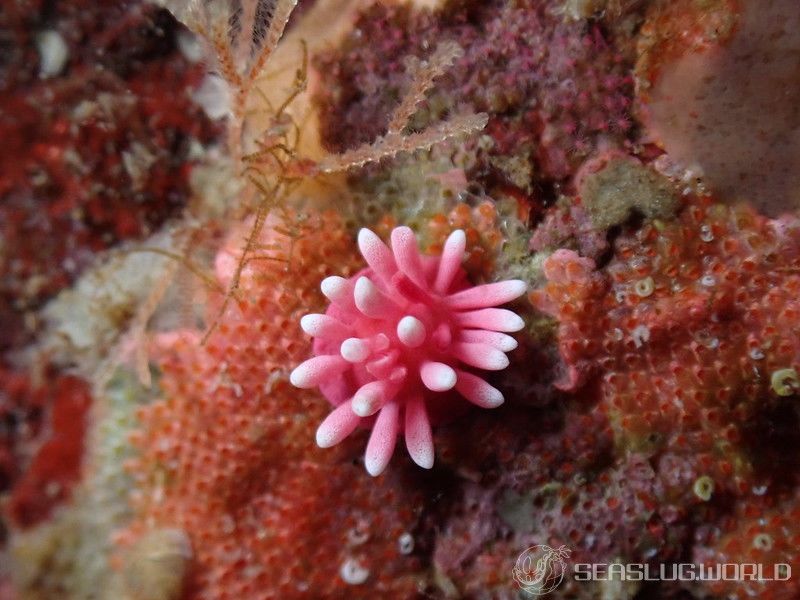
[
  {"xmin": 314, "ymin": 0, "xmax": 635, "ymax": 188},
  {"xmin": 291, "ymin": 227, "xmax": 527, "ymax": 476}
]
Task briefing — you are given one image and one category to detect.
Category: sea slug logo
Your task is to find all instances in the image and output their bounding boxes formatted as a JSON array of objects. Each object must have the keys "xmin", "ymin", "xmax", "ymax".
[
  {"xmin": 512, "ymin": 544, "xmax": 571, "ymax": 596},
  {"xmin": 512, "ymin": 543, "xmax": 791, "ymax": 596}
]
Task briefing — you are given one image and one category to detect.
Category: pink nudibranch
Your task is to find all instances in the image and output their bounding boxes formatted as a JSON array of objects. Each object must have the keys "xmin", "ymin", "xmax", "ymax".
[{"xmin": 290, "ymin": 226, "xmax": 527, "ymax": 476}]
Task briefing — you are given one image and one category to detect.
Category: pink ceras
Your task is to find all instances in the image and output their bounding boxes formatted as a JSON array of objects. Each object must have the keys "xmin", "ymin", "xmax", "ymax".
[{"xmin": 291, "ymin": 226, "xmax": 527, "ymax": 475}]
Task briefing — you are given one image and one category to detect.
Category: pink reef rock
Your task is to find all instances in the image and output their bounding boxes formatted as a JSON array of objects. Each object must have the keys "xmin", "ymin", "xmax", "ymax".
[
  {"xmin": 638, "ymin": 0, "xmax": 800, "ymax": 215},
  {"xmin": 291, "ymin": 227, "xmax": 527, "ymax": 476}
]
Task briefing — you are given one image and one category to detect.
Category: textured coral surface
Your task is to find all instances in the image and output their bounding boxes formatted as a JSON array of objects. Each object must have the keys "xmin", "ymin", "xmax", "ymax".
[
  {"xmin": 0, "ymin": 0, "xmax": 217, "ymax": 353},
  {"xmin": 694, "ymin": 493, "xmax": 800, "ymax": 600},
  {"xmin": 533, "ymin": 197, "xmax": 800, "ymax": 488},
  {"xmin": 5, "ymin": 1, "xmax": 800, "ymax": 599},
  {"xmin": 315, "ymin": 0, "xmax": 636, "ymax": 193},
  {"xmin": 120, "ymin": 214, "xmax": 437, "ymax": 599},
  {"xmin": 532, "ymin": 196, "xmax": 800, "ymax": 598}
]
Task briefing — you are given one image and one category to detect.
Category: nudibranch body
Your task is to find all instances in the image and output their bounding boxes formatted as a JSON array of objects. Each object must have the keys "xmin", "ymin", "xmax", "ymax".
[{"xmin": 291, "ymin": 226, "xmax": 526, "ymax": 476}]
